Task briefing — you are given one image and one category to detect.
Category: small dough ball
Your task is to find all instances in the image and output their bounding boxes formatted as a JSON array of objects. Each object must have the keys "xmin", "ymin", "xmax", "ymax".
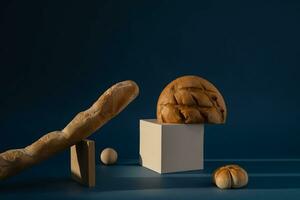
[
  {"xmin": 100, "ymin": 148, "xmax": 118, "ymax": 165},
  {"xmin": 212, "ymin": 164, "xmax": 248, "ymax": 189}
]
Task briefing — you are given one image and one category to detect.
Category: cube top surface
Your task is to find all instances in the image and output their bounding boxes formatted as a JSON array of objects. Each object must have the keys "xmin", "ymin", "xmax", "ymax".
[{"xmin": 140, "ymin": 119, "xmax": 204, "ymax": 127}]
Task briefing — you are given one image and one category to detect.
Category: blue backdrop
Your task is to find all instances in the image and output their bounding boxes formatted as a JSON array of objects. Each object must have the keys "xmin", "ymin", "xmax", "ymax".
[{"xmin": 1, "ymin": 0, "xmax": 300, "ymax": 163}]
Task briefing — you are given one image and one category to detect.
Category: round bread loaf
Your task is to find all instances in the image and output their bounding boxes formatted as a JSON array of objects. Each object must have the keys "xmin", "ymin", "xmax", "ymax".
[
  {"xmin": 212, "ymin": 164, "xmax": 248, "ymax": 189},
  {"xmin": 156, "ymin": 75, "xmax": 226, "ymax": 124}
]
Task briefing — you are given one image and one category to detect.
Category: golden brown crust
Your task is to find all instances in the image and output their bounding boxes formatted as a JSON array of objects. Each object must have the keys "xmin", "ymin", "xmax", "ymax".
[
  {"xmin": 63, "ymin": 80, "xmax": 139, "ymax": 143},
  {"xmin": 157, "ymin": 75, "xmax": 227, "ymax": 124},
  {"xmin": 212, "ymin": 164, "xmax": 248, "ymax": 189},
  {"xmin": 0, "ymin": 80, "xmax": 139, "ymax": 180}
]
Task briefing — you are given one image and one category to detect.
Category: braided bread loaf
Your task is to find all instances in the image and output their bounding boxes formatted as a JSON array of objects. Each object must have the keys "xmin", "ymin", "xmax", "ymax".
[
  {"xmin": 0, "ymin": 80, "xmax": 139, "ymax": 180},
  {"xmin": 157, "ymin": 75, "xmax": 226, "ymax": 124}
]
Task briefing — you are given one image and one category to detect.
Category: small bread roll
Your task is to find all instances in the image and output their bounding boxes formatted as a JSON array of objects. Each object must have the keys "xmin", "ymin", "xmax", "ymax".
[
  {"xmin": 100, "ymin": 148, "xmax": 118, "ymax": 165},
  {"xmin": 212, "ymin": 165, "xmax": 248, "ymax": 189},
  {"xmin": 157, "ymin": 75, "xmax": 226, "ymax": 124}
]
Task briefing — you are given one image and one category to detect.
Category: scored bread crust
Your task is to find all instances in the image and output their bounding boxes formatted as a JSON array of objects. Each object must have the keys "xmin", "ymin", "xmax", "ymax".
[
  {"xmin": 0, "ymin": 80, "xmax": 139, "ymax": 180},
  {"xmin": 212, "ymin": 165, "xmax": 248, "ymax": 189},
  {"xmin": 156, "ymin": 75, "xmax": 227, "ymax": 124}
]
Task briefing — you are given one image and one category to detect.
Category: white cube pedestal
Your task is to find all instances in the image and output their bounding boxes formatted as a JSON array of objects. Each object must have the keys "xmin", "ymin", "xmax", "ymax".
[{"xmin": 139, "ymin": 119, "xmax": 204, "ymax": 174}]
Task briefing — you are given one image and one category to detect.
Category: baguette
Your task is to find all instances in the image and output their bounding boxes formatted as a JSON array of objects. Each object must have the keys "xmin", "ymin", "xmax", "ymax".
[{"xmin": 0, "ymin": 80, "xmax": 139, "ymax": 180}]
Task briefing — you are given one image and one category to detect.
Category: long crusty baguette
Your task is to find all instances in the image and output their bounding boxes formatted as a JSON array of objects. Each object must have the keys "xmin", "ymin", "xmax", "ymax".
[{"xmin": 0, "ymin": 80, "xmax": 139, "ymax": 180}]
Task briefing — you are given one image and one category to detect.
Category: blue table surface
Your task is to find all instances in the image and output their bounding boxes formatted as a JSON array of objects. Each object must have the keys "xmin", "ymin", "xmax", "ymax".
[{"xmin": 1, "ymin": 159, "xmax": 300, "ymax": 200}]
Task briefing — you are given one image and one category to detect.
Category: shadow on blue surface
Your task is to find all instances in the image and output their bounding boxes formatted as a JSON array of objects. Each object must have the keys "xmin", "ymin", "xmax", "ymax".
[
  {"xmin": 2, "ymin": 160, "xmax": 300, "ymax": 195},
  {"xmin": 1, "ymin": 175, "xmax": 300, "ymax": 194},
  {"xmin": 0, "ymin": 177, "xmax": 76, "ymax": 193},
  {"xmin": 247, "ymin": 176, "xmax": 300, "ymax": 189}
]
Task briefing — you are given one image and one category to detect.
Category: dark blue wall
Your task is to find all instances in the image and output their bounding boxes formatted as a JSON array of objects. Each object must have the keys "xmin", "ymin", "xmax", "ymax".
[{"xmin": 1, "ymin": 0, "xmax": 300, "ymax": 161}]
